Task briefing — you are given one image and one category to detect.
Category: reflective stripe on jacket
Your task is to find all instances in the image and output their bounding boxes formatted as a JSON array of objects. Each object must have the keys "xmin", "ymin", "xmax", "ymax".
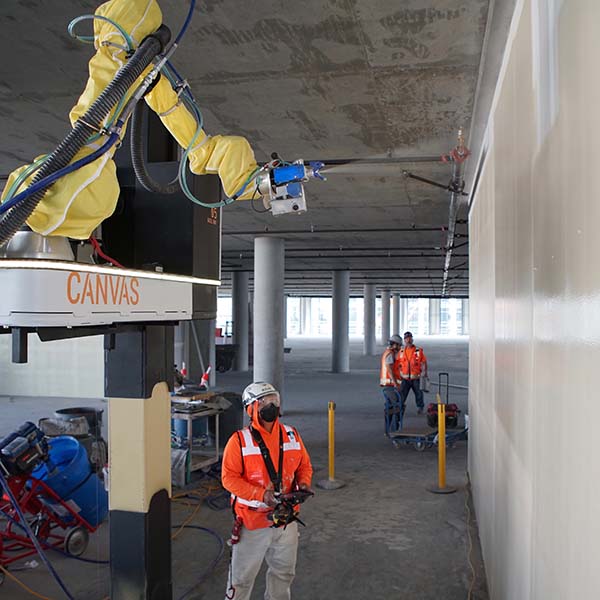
[
  {"xmin": 398, "ymin": 346, "xmax": 427, "ymax": 379},
  {"xmin": 380, "ymin": 348, "xmax": 399, "ymax": 386},
  {"xmin": 225, "ymin": 423, "xmax": 310, "ymax": 530}
]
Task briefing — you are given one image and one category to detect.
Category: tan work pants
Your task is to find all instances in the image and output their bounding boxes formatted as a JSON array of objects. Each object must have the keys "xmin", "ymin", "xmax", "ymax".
[{"xmin": 225, "ymin": 522, "xmax": 299, "ymax": 600}]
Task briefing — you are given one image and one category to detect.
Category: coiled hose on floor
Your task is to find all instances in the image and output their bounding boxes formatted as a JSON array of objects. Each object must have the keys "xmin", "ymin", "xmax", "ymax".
[
  {"xmin": 0, "ymin": 25, "xmax": 172, "ymax": 249},
  {"xmin": 130, "ymin": 100, "xmax": 180, "ymax": 194}
]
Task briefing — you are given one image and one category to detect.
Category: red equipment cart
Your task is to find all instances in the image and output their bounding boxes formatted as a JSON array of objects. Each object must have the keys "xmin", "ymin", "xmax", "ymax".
[
  {"xmin": 426, "ymin": 372, "xmax": 460, "ymax": 429},
  {"xmin": 0, "ymin": 423, "xmax": 99, "ymax": 584}
]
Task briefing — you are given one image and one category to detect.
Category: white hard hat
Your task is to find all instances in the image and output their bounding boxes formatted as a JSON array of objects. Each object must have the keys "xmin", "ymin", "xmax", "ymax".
[{"xmin": 242, "ymin": 382, "xmax": 280, "ymax": 407}]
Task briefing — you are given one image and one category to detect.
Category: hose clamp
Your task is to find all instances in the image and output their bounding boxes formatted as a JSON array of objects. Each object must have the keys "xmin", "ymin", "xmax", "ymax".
[
  {"xmin": 157, "ymin": 101, "xmax": 182, "ymax": 118},
  {"xmin": 101, "ymin": 41, "xmax": 129, "ymax": 53},
  {"xmin": 77, "ymin": 117, "xmax": 103, "ymax": 133},
  {"xmin": 157, "ymin": 81, "xmax": 189, "ymax": 117}
]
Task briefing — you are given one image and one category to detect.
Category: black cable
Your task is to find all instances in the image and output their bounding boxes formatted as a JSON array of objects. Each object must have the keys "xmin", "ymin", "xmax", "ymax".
[
  {"xmin": 171, "ymin": 524, "xmax": 225, "ymax": 600},
  {"xmin": 1, "ymin": 484, "xmax": 110, "ymax": 571},
  {"xmin": 49, "ymin": 547, "xmax": 109, "ymax": 565},
  {"xmin": 0, "ymin": 26, "xmax": 171, "ymax": 248},
  {"xmin": 206, "ymin": 490, "xmax": 230, "ymax": 511},
  {"xmin": 0, "ymin": 470, "xmax": 75, "ymax": 600},
  {"xmin": 130, "ymin": 100, "xmax": 180, "ymax": 194},
  {"xmin": 250, "ymin": 186, "xmax": 269, "ymax": 213}
]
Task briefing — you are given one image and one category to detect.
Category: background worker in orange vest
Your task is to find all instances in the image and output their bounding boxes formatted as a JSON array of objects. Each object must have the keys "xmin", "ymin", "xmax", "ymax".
[
  {"xmin": 222, "ymin": 382, "xmax": 313, "ymax": 600},
  {"xmin": 380, "ymin": 334, "xmax": 404, "ymax": 431},
  {"xmin": 398, "ymin": 331, "xmax": 428, "ymax": 414}
]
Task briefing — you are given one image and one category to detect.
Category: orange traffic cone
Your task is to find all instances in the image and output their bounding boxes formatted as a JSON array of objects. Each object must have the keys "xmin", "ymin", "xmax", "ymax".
[{"xmin": 200, "ymin": 366, "xmax": 211, "ymax": 389}]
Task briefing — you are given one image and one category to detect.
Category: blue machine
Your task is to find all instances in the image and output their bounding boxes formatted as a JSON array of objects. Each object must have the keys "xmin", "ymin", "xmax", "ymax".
[
  {"xmin": 32, "ymin": 436, "xmax": 108, "ymax": 527},
  {"xmin": 257, "ymin": 160, "xmax": 325, "ymax": 215}
]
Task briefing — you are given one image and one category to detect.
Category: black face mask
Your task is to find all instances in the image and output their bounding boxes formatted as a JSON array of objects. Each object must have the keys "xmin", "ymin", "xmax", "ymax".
[{"xmin": 259, "ymin": 403, "xmax": 279, "ymax": 423}]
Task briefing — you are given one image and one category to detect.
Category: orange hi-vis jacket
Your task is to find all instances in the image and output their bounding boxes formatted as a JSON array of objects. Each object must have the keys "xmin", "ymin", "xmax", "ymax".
[
  {"xmin": 222, "ymin": 419, "xmax": 313, "ymax": 530},
  {"xmin": 397, "ymin": 346, "xmax": 427, "ymax": 380},
  {"xmin": 380, "ymin": 348, "xmax": 400, "ymax": 386}
]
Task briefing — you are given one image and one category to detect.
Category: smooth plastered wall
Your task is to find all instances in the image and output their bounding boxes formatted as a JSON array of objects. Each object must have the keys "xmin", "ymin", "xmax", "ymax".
[
  {"xmin": 0, "ymin": 335, "xmax": 104, "ymax": 398},
  {"xmin": 469, "ymin": 0, "xmax": 600, "ymax": 598}
]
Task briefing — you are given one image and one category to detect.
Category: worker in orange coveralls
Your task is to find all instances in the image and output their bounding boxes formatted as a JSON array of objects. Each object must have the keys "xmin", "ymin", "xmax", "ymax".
[{"xmin": 222, "ymin": 382, "xmax": 313, "ymax": 600}]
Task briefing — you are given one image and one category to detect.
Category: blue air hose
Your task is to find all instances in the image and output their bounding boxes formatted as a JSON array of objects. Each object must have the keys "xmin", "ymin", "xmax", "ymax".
[
  {"xmin": 1, "ymin": 509, "xmax": 109, "ymax": 565},
  {"xmin": 67, "ymin": 15, "xmax": 135, "ymax": 51},
  {"xmin": 0, "ymin": 134, "xmax": 120, "ymax": 215},
  {"xmin": 158, "ymin": 58, "xmax": 260, "ymax": 208},
  {"xmin": 174, "ymin": 0, "xmax": 196, "ymax": 46},
  {"xmin": 0, "ymin": 469, "xmax": 75, "ymax": 600},
  {"xmin": 0, "ymin": 25, "xmax": 171, "ymax": 248}
]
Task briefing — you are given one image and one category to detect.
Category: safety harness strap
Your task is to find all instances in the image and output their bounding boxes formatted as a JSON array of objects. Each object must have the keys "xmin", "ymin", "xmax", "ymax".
[{"xmin": 250, "ymin": 424, "xmax": 284, "ymax": 493}]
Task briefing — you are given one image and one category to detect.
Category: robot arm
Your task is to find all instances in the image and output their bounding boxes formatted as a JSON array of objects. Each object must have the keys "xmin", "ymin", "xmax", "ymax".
[
  {"xmin": 0, "ymin": 0, "xmax": 324, "ymax": 246},
  {"xmin": 144, "ymin": 75, "xmax": 259, "ymax": 201}
]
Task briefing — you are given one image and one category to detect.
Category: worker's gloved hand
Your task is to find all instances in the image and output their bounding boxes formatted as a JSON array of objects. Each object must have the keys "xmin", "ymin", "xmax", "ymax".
[
  {"xmin": 298, "ymin": 482, "xmax": 314, "ymax": 495},
  {"xmin": 263, "ymin": 489, "xmax": 278, "ymax": 507}
]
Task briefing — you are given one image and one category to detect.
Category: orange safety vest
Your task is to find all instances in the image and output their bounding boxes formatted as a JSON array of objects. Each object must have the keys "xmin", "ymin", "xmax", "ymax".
[
  {"xmin": 380, "ymin": 348, "xmax": 399, "ymax": 386},
  {"xmin": 231, "ymin": 423, "xmax": 304, "ymax": 530},
  {"xmin": 397, "ymin": 346, "xmax": 426, "ymax": 380}
]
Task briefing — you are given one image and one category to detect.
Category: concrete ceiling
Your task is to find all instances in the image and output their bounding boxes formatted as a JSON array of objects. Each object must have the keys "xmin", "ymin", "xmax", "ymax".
[{"xmin": 0, "ymin": 0, "xmax": 490, "ymax": 297}]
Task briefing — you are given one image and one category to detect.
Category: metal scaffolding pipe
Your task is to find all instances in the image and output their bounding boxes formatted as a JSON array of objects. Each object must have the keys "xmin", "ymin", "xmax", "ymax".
[
  {"xmin": 223, "ymin": 243, "xmax": 468, "ymax": 254},
  {"xmin": 224, "ymin": 226, "xmax": 452, "ymax": 236},
  {"xmin": 442, "ymin": 130, "xmax": 470, "ymax": 296}
]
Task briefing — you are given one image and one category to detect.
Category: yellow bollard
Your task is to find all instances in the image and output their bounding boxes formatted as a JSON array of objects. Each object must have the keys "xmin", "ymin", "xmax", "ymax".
[
  {"xmin": 438, "ymin": 400, "xmax": 446, "ymax": 488},
  {"xmin": 317, "ymin": 401, "xmax": 345, "ymax": 490},
  {"xmin": 328, "ymin": 401, "xmax": 336, "ymax": 481},
  {"xmin": 428, "ymin": 393, "xmax": 456, "ymax": 494}
]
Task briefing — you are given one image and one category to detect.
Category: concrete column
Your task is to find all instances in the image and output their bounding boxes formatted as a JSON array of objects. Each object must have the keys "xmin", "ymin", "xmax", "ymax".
[
  {"xmin": 400, "ymin": 298, "xmax": 408, "ymax": 334},
  {"xmin": 105, "ymin": 330, "xmax": 174, "ymax": 598},
  {"xmin": 283, "ymin": 294, "xmax": 288, "ymax": 341},
  {"xmin": 248, "ymin": 291, "xmax": 254, "ymax": 367},
  {"xmin": 232, "ymin": 271, "xmax": 249, "ymax": 371},
  {"xmin": 380, "ymin": 289, "xmax": 391, "ymax": 344},
  {"xmin": 332, "ymin": 271, "xmax": 350, "ymax": 373},
  {"xmin": 109, "ymin": 383, "xmax": 172, "ymax": 599},
  {"xmin": 300, "ymin": 297, "xmax": 311, "ymax": 335},
  {"xmin": 254, "ymin": 237, "xmax": 285, "ymax": 394},
  {"xmin": 174, "ymin": 322, "xmax": 189, "ymax": 374},
  {"xmin": 392, "ymin": 294, "xmax": 400, "ymax": 336},
  {"xmin": 298, "ymin": 297, "xmax": 307, "ymax": 335},
  {"xmin": 363, "ymin": 284, "xmax": 376, "ymax": 355},
  {"xmin": 462, "ymin": 299, "xmax": 470, "ymax": 335},
  {"xmin": 429, "ymin": 298, "xmax": 441, "ymax": 335}
]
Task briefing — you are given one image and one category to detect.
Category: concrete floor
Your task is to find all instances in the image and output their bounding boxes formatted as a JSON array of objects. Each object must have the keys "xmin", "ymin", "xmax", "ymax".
[{"xmin": 0, "ymin": 335, "xmax": 488, "ymax": 600}]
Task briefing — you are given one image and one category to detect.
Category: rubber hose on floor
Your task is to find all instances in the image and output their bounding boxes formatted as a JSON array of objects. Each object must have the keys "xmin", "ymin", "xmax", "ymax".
[
  {"xmin": 130, "ymin": 101, "xmax": 180, "ymax": 194},
  {"xmin": 0, "ymin": 25, "xmax": 171, "ymax": 249}
]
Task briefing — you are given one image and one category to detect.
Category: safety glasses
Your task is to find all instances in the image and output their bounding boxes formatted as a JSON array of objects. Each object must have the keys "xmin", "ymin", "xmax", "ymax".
[{"xmin": 256, "ymin": 392, "xmax": 280, "ymax": 407}]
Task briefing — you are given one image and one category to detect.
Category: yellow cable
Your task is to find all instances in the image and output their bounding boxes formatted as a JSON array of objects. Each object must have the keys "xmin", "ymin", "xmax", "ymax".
[
  {"xmin": 171, "ymin": 501, "xmax": 201, "ymax": 540},
  {"xmin": 172, "ymin": 483, "xmax": 221, "ymax": 499},
  {"xmin": 171, "ymin": 482, "xmax": 223, "ymax": 540},
  {"xmin": 0, "ymin": 483, "xmax": 224, "ymax": 600},
  {"xmin": 0, "ymin": 563, "xmax": 56, "ymax": 600}
]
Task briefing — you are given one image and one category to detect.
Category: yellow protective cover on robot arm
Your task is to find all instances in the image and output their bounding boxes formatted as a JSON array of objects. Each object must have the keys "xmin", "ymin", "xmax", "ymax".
[
  {"xmin": 1, "ymin": 0, "xmax": 260, "ymax": 240},
  {"xmin": 144, "ymin": 76, "xmax": 259, "ymax": 200},
  {"xmin": 1, "ymin": 0, "xmax": 163, "ymax": 239}
]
